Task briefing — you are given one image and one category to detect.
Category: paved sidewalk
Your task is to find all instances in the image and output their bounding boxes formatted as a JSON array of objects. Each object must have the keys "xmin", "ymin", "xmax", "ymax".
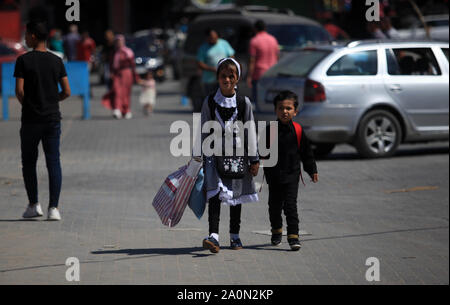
[{"xmin": 0, "ymin": 79, "xmax": 448, "ymax": 285}]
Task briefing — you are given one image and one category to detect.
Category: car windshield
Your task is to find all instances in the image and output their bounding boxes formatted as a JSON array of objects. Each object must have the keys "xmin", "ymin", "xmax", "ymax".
[
  {"xmin": 184, "ymin": 20, "xmax": 331, "ymax": 55},
  {"xmin": 264, "ymin": 49, "xmax": 331, "ymax": 78},
  {"xmin": 126, "ymin": 36, "xmax": 159, "ymax": 58},
  {"xmin": 267, "ymin": 25, "xmax": 331, "ymax": 50},
  {"xmin": 426, "ymin": 19, "xmax": 449, "ymax": 27}
]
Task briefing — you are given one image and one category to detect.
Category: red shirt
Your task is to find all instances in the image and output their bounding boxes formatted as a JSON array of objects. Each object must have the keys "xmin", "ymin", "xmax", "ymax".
[
  {"xmin": 324, "ymin": 23, "xmax": 346, "ymax": 39},
  {"xmin": 249, "ymin": 31, "xmax": 279, "ymax": 81},
  {"xmin": 76, "ymin": 38, "xmax": 96, "ymax": 62}
]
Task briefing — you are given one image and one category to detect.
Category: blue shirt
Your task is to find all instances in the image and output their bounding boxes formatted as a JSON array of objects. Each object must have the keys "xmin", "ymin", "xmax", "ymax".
[{"xmin": 197, "ymin": 38, "xmax": 235, "ymax": 84}]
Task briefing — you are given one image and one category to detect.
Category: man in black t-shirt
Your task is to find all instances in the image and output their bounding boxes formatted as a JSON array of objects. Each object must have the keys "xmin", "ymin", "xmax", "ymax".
[{"xmin": 14, "ymin": 21, "xmax": 71, "ymax": 221}]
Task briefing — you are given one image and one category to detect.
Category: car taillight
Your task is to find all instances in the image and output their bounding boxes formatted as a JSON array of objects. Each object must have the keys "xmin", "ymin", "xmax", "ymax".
[{"xmin": 304, "ymin": 79, "xmax": 326, "ymax": 102}]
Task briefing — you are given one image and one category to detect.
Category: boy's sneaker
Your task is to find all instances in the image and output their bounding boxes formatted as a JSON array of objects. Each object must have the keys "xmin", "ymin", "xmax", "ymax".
[
  {"xmin": 124, "ymin": 112, "xmax": 133, "ymax": 120},
  {"xmin": 47, "ymin": 207, "xmax": 61, "ymax": 221},
  {"xmin": 288, "ymin": 237, "xmax": 301, "ymax": 251},
  {"xmin": 203, "ymin": 236, "xmax": 220, "ymax": 253},
  {"xmin": 230, "ymin": 238, "xmax": 243, "ymax": 250},
  {"xmin": 22, "ymin": 203, "xmax": 44, "ymax": 219},
  {"xmin": 271, "ymin": 233, "xmax": 282, "ymax": 246}
]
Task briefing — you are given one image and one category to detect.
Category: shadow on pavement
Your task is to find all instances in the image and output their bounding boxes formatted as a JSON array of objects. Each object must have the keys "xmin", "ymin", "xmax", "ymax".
[
  {"xmin": 0, "ymin": 247, "xmax": 210, "ymax": 274},
  {"xmin": 319, "ymin": 144, "xmax": 449, "ymax": 161},
  {"xmin": 91, "ymin": 247, "xmax": 210, "ymax": 258},
  {"xmin": 300, "ymin": 225, "xmax": 449, "ymax": 242},
  {"xmin": 153, "ymin": 109, "xmax": 193, "ymax": 115},
  {"xmin": 0, "ymin": 219, "xmax": 40, "ymax": 222}
]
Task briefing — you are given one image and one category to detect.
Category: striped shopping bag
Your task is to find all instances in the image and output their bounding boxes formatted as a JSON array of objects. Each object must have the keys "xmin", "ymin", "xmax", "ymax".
[{"xmin": 152, "ymin": 159, "xmax": 202, "ymax": 227}]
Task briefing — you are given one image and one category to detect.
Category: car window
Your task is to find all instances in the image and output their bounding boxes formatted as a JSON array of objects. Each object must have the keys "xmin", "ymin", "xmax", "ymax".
[
  {"xmin": 386, "ymin": 48, "xmax": 441, "ymax": 76},
  {"xmin": 426, "ymin": 19, "xmax": 449, "ymax": 27},
  {"xmin": 264, "ymin": 49, "xmax": 331, "ymax": 78},
  {"xmin": 442, "ymin": 48, "xmax": 449, "ymax": 62},
  {"xmin": 266, "ymin": 24, "xmax": 331, "ymax": 50},
  {"xmin": 126, "ymin": 36, "xmax": 159, "ymax": 58},
  {"xmin": 0, "ymin": 43, "xmax": 15, "ymax": 56},
  {"xmin": 184, "ymin": 20, "xmax": 253, "ymax": 55},
  {"xmin": 327, "ymin": 50, "xmax": 378, "ymax": 76}
]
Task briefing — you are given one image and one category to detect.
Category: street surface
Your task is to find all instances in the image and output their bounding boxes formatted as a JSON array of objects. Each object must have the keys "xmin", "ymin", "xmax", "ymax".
[{"xmin": 0, "ymin": 77, "xmax": 448, "ymax": 285}]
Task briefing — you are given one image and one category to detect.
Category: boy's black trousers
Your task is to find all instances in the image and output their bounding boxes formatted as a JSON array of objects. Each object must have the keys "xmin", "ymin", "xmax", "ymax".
[{"xmin": 267, "ymin": 180, "xmax": 300, "ymax": 236}]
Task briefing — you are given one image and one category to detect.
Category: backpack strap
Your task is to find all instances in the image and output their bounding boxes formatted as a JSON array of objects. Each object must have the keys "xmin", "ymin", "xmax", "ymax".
[
  {"xmin": 207, "ymin": 94, "xmax": 216, "ymax": 120},
  {"xmin": 292, "ymin": 122, "xmax": 306, "ymax": 187},
  {"xmin": 236, "ymin": 95, "xmax": 246, "ymax": 122},
  {"xmin": 293, "ymin": 122, "xmax": 302, "ymax": 149}
]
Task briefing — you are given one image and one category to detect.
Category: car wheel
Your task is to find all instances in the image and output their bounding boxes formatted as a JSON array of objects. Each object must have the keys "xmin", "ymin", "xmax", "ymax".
[
  {"xmin": 355, "ymin": 110, "xmax": 402, "ymax": 158},
  {"xmin": 312, "ymin": 143, "xmax": 335, "ymax": 157}
]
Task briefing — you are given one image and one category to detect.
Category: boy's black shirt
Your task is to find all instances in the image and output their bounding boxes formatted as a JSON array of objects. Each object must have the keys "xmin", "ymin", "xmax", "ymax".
[
  {"xmin": 14, "ymin": 51, "xmax": 67, "ymax": 123},
  {"xmin": 263, "ymin": 120, "xmax": 317, "ymax": 185}
]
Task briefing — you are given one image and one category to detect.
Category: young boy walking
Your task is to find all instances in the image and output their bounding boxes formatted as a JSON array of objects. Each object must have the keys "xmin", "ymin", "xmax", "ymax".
[
  {"xmin": 14, "ymin": 21, "xmax": 71, "ymax": 220},
  {"xmin": 263, "ymin": 91, "xmax": 318, "ymax": 251}
]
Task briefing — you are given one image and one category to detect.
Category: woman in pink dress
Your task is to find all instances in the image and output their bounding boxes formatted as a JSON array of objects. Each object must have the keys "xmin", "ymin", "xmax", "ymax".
[{"xmin": 102, "ymin": 35, "xmax": 137, "ymax": 119}]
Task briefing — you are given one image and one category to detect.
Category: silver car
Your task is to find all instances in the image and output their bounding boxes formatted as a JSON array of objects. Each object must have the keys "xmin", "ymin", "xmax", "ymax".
[{"xmin": 257, "ymin": 40, "xmax": 449, "ymax": 158}]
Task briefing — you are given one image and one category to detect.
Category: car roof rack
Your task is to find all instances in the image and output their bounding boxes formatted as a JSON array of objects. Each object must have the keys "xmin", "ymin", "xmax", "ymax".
[
  {"xmin": 344, "ymin": 39, "xmax": 445, "ymax": 47},
  {"xmin": 186, "ymin": 5, "xmax": 294, "ymax": 16}
]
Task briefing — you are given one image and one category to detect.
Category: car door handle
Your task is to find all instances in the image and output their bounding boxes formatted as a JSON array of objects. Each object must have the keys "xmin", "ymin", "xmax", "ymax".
[{"xmin": 389, "ymin": 85, "xmax": 403, "ymax": 92}]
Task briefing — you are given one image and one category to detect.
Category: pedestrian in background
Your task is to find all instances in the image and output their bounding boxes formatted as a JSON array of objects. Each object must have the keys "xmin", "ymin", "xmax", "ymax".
[
  {"xmin": 76, "ymin": 30, "xmax": 96, "ymax": 71},
  {"xmin": 380, "ymin": 17, "xmax": 400, "ymax": 39},
  {"xmin": 367, "ymin": 22, "xmax": 387, "ymax": 39},
  {"xmin": 247, "ymin": 20, "xmax": 279, "ymax": 107},
  {"xmin": 14, "ymin": 21, "xmax": 71, "ymax": 221},
  {"xmin": 323, "ymin": 17, "xmax": 350, "ymax": 40},
  {"xmin": 138, "ymin": 70, "xmax": 156, "ymax": 116},
  {"xmin": 102, "ymin": 35, "xmax": 137, "ymax": 119},
  {"xmin": 63, "ymin": 24, "xmax": 80, "ymax": 61},
  {"xmin": 261, "ymin": 91, "xmax": 318, "ymax": 251},
  {"xmin": 101, "ymin": 29, "xmax": 116, "ymax": 89},
  {"xmin": 199, "ymin": 58, "xmax": 260, "ymax": 253},
  {"xmin": 197, "ymin": 28, "xmax": 235, "ymax": 97},
  {"xmin": 49, "ymin": 29, "xmax": 64, "ymax": 56}
]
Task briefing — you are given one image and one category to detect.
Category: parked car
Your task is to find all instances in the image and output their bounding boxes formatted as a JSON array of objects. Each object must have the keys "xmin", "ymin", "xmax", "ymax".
[
  {"xmin": 397, "ymin": 15, "xmax": 449, "ymax": 42},
  {"xmin": 0, "ymin": 39, "xmax": 25, "ymax": 92},
  {"xmin": 257, "ymin": 40, "xmax": 449, "ymax": 158},
  {"xmin": 126, "ymin": 31, "xmax": 166, "ymax": 82},
  {"xmin": 179, "ymin": 7, "xmax": 331, "ymax": 111}
]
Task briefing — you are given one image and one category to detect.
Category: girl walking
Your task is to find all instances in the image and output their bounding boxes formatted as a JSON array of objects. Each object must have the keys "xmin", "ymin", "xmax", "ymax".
[
  {"xmin": 199, "ymin": 58, "xmax": 260, "ymax": 253},
  {"xmin": 138, "ymin": 70, "xmax": 156, "ymax": 116}
]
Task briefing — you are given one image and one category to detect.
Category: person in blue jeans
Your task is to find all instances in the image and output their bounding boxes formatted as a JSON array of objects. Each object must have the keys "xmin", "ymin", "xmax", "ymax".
[{"xmin": 14, "ymin": 21, "xmax": 71, "ymax": 220}]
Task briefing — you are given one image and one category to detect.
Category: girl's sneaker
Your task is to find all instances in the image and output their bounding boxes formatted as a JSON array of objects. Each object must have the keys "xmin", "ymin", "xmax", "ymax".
[
  {"xmin": 22, "ymin": 203, "xmax": 44, "ymax": 219},
  {"xmin": 203, "ymin": 236, "xmax": 220, "ymax": 253},
  {"xmin": 230, "ymin": 238, "xmax": 243, "ymax": 250},
  {"xmin": 48, "ymin": 207, "xmax": 61, "ymax": 221},
  {"xmin": 288, "ymin": 238, "xmax": 301, "ymax": 251}
]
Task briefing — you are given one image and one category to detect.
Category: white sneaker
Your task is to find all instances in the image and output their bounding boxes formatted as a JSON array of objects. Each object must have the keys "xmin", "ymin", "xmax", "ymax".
[
  {"xmin": 113, "ymin": 109, "xmax": 122, "ymax": 119},
  {"xmin": 48, "ymin": 207, "xmax": 61, "ymax": 221},
  {"xmin": 22, "ymin": 203, "xmax": 44, "ymax": 219},
  {"xmin": 124, "ymin": 112, "xmax": 133, "ymax": 120}
]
